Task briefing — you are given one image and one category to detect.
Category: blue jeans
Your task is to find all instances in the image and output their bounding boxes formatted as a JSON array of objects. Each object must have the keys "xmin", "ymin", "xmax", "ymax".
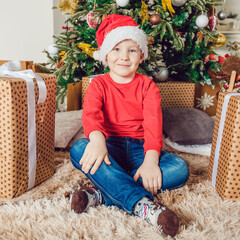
[{"xmin": 70, "ymin": 137, "xmax": 189, "ymax": 215}]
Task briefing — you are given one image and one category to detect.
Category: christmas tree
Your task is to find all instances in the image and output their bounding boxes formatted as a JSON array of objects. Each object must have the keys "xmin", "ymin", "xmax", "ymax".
[{"xmin": 43, "ymin": 0, "xmax": 224, "ymax": 100}]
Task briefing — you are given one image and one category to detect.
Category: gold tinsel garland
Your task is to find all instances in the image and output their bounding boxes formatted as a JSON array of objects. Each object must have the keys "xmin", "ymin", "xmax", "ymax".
[
  {"xmin": 76, "ymin": 43, "xmax": 97, "ymax": 57},
  {"xmin": 59, "ymin": 51, "xmax": 66, "ymax": 60},
  {"xmin": 139, "ymin": 1, "xmax": 149, "ymax": 24},
  {"xmin": 161, "ymin": 0, "xmax": 175, "ymax": 16},
  {"xmin": 56, "ymin": 0, "xmax": 79, "ymax": 15}
]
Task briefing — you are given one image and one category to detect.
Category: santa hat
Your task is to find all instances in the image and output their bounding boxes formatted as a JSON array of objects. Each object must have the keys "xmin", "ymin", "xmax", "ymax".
[{"xmin": 93, "ymin": 14, "xmax": 148, "ymax": 66}]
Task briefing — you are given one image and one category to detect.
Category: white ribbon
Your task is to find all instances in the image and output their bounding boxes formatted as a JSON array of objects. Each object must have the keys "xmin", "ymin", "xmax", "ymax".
[
  {"xmin": 0, "ymin": 60, "xmax": 47, "ymax": 190},
  {"xmin": 212, "ymin": 93, "xmax": 240, "ymax": 188}
]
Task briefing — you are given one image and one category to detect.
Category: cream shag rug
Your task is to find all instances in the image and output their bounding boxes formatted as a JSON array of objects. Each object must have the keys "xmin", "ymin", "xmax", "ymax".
[{"xmin": 0, "ymin": 147, "xmax": 239, "ymax": 240}]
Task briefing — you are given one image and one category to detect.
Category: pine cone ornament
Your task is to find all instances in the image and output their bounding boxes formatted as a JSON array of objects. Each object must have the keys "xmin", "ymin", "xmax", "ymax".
[{"xmin": 56, "ymin": 60, "xmax": 65, "ymax": 69}]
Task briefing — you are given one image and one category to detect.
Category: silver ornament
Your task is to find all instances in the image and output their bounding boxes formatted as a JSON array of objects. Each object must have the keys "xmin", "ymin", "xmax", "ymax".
[
  {"xmin": 171, "ymin": 0, "xmax": 187, "ymax": 7},
  {"xmin": 154, "ymin": 67, "xmax": 169, "ymax": 82},
  {"xmin": 217, "ymin": 10, "xmax": 228, "ymax": 20}
]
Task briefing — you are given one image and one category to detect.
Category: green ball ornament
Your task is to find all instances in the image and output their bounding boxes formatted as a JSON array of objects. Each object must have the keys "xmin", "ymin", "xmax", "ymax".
[
  {"xmin": 153, "ymin": 67, "xmax": 169, "ymax": 82},
  {"xmin": 171, "ymin": 0, "xmax": 187, "ymax": 7}
]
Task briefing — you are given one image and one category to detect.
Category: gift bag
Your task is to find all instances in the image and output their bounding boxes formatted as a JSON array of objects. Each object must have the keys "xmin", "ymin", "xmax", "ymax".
[
  {"xmin": 208, "ymin": 71, "xmax": 240, "ymax": 200},
  {"xmin": 67, "ymin": 81, "xmax": 82, "ymax": 111}
]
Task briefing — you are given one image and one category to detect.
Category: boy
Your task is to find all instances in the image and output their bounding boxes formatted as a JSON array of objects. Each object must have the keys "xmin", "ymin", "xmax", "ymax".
[{"xmin": 70, "ymin": 14, "xmax": 189, "ymax": 237}]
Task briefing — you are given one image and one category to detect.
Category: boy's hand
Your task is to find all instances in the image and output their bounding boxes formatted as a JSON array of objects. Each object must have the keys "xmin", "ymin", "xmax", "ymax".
[
  {"xmin": 80, "ymin": 131, "xmax": 111, "ymax": 175},
  {"xmin": 133, "ymin": 150, "xmax": 162, "ymax": 195}
]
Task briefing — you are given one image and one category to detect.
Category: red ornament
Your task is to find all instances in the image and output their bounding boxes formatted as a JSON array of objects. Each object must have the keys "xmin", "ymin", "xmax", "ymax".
[
  {"xmin": 209, "ymin": 54, "xmax": 216, "ymax": 60},
  {"xmin": 208, "ymin": 16, "xmax": 218, "ymax": 30},
  {"xmin": 87, "ymin": 12, "xmax": 100, "ymax": 29},
  {"xmin": 218, "ymin": 56, "xmax": 225, "ymax": 64}
]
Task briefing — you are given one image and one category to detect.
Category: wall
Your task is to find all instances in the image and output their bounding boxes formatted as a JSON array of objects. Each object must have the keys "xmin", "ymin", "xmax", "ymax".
[
  {"xmin": 0, "ymin": 0, "xmax": 54, "ymax": 63},
  {"xmin": 53, "ymin": 0, "xmax": 66, "ymax": 36}
]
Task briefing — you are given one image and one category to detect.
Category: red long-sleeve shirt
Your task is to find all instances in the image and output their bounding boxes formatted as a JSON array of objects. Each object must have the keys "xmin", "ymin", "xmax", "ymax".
[{"xmin": 82, "ymin": 73, "xmax": 163, "ymax": 154}]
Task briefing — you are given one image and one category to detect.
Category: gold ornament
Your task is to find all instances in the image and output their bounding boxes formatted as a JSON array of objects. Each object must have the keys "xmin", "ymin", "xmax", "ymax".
[
  {"xmin": 76, "ymin": 43, "xmax": 97, "ymax": 58},
  {"xmin": 197, "ymin": 31, "xmax": 204, "ymax": 42},
  {"xmin": 102, "ymin": 14, "xmax": 108, "ymax": 21},
  {"xmin": 149, "ymin": 13, "xmax": 161, "ymax": 25},
  {"xmin": 213, "ymin": 33, "xmax": 227, "ymax": 48},
  {"xmin": 148, "ymin": 36, "xmax": 155, "ymax": 45},
  {"xmin": 139, "ymin": 0, "xmax": 149, "ymax": 24},
  {"xmin": 56, "ymin": 0, "xmax": 79, "ymax": 15},
  {"xmin": 161, "ymin": 0, "xmax": 175, "ymax": 16}
]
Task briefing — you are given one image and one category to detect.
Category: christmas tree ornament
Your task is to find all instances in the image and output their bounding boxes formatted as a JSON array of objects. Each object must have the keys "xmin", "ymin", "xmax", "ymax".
[
  {"xmin": 148, "ymin": 36, "xmax": 155, "ymax": 45},
  {"xmin": 208, "ymin": 16, "xmax": 218, "ymax": 31},
  {"xmin": 149, "ymin": 14, "xmax": 161, "ymax": 25},
  {"xmin": 196, "ymin": 13, "xmax": 209, "ymax": 28},
  {"xmin": 171, "ymin": 0, "xmax": 187, "ymax": 7},
  {"xmin": 139, "ymin": 1, "xmax": 149, "ymax": 24},
  {"xmin": 217, "ymin": 10, "xmax": 228, "ymax": 20},
  {"xmin": 116, "ymin": 0, "xmax": 129, "ymax": 7},
  {"xmin": 197, "ymin": 31, "xmax": 204, "ymax": 42},
  {"xmin": 56, "ymin": 60, "xmax": 65, "ymax": 69},
  {"xmin": 102, "ymin": 14, "xmax": 108, "ymax": 21},
  {"xmin": 47, "ymin": 43, "xmax": 59, "ymax": 55},
  {"xmin": 87, "ymin": 12, "xmax": 100, "ymax": 29},
  {"xmin": 212, "ymin": 33, "xmax": 226, "ymax": 47},
  {"xmin": 56, "ymin": 0, "xmax": 79, "ymax": 15},
  {"xmin": 153, "ymin": 67, "xmax": 169, "ymax": 82}
]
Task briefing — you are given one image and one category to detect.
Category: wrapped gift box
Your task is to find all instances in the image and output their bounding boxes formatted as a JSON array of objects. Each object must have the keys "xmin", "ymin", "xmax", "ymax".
[
  {"xmin": 82, "ymin": 76, "xmax": 195, "ymax": 109},
  {"xmin": 0, "ymin": 73, "xmax": 56, "ymax": 198},
  {"xmin": 155, "ymin": 81, "xmax": 195, "ymax": 109},
  {"xmin": 208, "ymin": 92, "xmax": 240, "ymax": 200}
]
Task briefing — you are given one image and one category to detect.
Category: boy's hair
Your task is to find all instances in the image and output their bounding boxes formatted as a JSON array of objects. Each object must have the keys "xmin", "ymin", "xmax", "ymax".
[{"xmin": 93, "ymin": 14, "xmax": 148, "ymax": 66}]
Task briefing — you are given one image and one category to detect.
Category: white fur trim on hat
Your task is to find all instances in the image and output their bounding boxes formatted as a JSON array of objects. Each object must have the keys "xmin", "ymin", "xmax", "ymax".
[{"xmin": 98, "ymin": 26, "xmax": 148, "ymax": 66}]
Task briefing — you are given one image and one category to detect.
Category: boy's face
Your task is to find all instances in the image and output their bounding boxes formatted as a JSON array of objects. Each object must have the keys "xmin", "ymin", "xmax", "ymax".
[{"xmin": 106, "ymin": 39, "xmax": 144, "ymax": 83}]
